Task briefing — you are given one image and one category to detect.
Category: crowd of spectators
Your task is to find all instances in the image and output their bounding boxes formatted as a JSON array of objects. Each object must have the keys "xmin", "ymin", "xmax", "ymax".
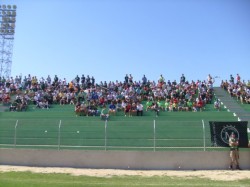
[
  {"xmin": 220, "ymin": 74, "xmax": 250, "ymax": 104},
  {"xmin": 0, "ymin": 73, "xmax": 221, "ymax": 116}
]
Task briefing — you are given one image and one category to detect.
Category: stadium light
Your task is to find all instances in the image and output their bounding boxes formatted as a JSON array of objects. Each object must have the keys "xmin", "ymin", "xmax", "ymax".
[
  {"xmin": 0, "ymin": 4, "xmax": 17, "ymax": 78},
  {"xmin": 0, "ymin": 4, "xmax": 17, "ymax": 36}
]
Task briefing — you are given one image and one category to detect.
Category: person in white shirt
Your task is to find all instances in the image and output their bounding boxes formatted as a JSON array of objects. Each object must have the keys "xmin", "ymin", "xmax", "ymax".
[
  {"xmin": 214, "ymin": 99, "xmax": 221, "ymax": 111},
  {"xmin": 136, "ymin": 102, "xmax": 143, "ymax": 116}
]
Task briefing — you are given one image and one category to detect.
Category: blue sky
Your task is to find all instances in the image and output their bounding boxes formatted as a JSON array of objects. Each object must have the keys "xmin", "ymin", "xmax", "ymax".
[{"xmin": 3, "ymin": 0, "xmax": 250, "ymax": 86}]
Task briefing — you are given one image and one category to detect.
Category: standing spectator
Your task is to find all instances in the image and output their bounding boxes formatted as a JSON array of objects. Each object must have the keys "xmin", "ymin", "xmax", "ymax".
[
  {"xmin": 230, "ymin": 75, "xmax": 234, "ymax": 84},
  {"xmin": 75, "ymin": 75, "xmax": 80, "ymax": 84},
  {"xmin": 142, "ymin": 75, "xmax": 147, "ymax": 85},
  {"xmin": 81, "ymin": 74, "xmax": 85, "ymax": 86},
  {"xmin": 236, "ymin": 74, "xmax": 241, "ymax": 84},
  {"xmin": 27, "ymin": 74, "xmax": 32, "ymax": 88},
  {"xmin": 54, "ymin": 75, "xmax": 58, "ymax": 86},
  {"xmin": 158, "ymin": 74, "xmax": 165, "ymax": 84},
  {"xmin": 124, "ymin": 74, "xmax": 129, "ymax": 84},
  {"xmin": 180, "ymin": 74, "xmax": 186, "ymax": 84},
  {"xmin": 207, "ymin": 74, "xmax": 212, "ymax": 83},
  {"xmin": 129, "ymin": 74, "xmax": 133, "ymax": 84},
  {"xmin": 91, "ymin": 76, "xmax": 95, "ymax": 86},
  {"xmin": 86, "ymin": 75, "xmax": 91, "ymax": 88},
  {"xmin": 46, "ymin": 75, "xmax": 51, "ymax": 85}
]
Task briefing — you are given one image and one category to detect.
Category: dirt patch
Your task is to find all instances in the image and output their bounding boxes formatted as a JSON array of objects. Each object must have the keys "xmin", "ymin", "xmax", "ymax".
[{"xmin": 1, "ymin": 165, "xmax": 250, "ymax": 181}]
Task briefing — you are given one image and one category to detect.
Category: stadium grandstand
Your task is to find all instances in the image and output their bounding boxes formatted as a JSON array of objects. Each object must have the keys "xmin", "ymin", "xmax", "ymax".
[{"xmin": 0, "ymin": 73, "xmax": 249, "ymax": 151}]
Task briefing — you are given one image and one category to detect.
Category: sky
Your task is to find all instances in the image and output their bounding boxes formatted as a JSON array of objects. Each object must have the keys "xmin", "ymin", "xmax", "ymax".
[{"xmin": 2, "ymin": 0, "xmax": 250, "ymax": 86}]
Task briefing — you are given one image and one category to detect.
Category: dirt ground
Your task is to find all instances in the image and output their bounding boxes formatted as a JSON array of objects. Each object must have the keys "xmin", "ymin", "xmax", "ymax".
[{"xmin": 1, "ymin": 165, "xmax": 250, "ymax": 181}]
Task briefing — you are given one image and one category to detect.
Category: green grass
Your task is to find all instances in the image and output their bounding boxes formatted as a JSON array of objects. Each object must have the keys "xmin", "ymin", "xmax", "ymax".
[{"xmin": 0, "ymin": 171, "xmax": 250, "ymax": 187}]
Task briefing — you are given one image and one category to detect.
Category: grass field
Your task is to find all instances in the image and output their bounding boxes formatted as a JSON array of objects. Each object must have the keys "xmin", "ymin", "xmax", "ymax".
[{"xmin": 0, "ymin": 171, "xmax": 250, "ymax": 187}]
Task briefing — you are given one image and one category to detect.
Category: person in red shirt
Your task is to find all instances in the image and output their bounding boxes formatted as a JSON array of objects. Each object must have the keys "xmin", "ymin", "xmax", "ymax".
[
  {"xmin": 98, "ymin": 96, "xmax": 105, "ymax": 107},
  {"xmin": 197, "ymin": 99, "xmax": 204, "ymax": 112},
  {"xmin": 124, "ymin": 102, "xmax": 131, "ymax": 117}
]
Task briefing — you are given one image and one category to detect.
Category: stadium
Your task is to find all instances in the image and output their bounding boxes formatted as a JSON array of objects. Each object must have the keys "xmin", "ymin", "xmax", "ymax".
[{"xmin": 1, "ymin": 1, "xmax": 250, "ymax": 186}]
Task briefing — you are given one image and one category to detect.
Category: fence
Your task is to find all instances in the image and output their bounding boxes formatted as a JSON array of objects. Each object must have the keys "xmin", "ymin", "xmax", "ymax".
[{"xmin": 0, "ymin": 119, "xmax": 213, "ymax": 151}]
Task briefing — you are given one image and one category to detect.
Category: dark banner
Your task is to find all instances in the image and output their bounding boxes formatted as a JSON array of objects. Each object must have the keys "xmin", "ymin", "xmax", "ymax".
[{"xmin": 209, "ymin": 121, "xmax": 249, "ymax": 148}]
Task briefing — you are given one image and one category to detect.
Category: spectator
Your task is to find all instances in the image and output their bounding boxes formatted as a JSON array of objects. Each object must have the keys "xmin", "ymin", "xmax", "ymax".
[
  {"xmin": 180, "ymin": 74, "xmax": 186, "ymax": 85},
  {"xmin": 124, "ymin": 102, "xmax": 131, "ymax": 117},
  {"xmin": 229, "ymin": 133, "xmax": 241, "ymax": 170},
  {"xmin": 214, "ymin": 99, "xmax": 221, "ymax": 111},
  {"xmin": 152, "ymin": 102, "xmax": 160, "ymax": 117},
  {"xmin": 236, "ymin": 74, "xmax": 241, "ymax": 84},
  {"xmin": 136, "ymin": 102, "xmax": 143, "ymax": 116},
  {"xmin": 142, "ymin": 75, "xmax": 147, "ymax": 85},
  {"xmin": 230, "ymin": 74, "xmax": 234, "ymax": 84},
  {"xmin": 146, "ymin": 99, "xmax": 152, "ymax": 111},
  {"xmin": 100, "ymin": 105, "xmax": 109, "ymax": 120},
  {"xmin": 109, "ymin": 101, "xmax": 116, "ymax": 116}
]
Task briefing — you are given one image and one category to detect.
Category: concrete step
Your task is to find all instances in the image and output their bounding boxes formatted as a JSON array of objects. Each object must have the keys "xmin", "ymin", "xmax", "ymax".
[{"xmin": 214, "ymin": 87, "xmax": 249, "ymax": 124}]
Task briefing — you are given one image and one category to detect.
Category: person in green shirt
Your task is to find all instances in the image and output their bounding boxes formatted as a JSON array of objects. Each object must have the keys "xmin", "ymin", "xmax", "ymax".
[
  {"xmin": 186, "ymin": 100, "xmax": 193, "ymax": 111},
  {"xmin": 146, "ymin": 99, "xmax": 152, "ymax": 111},
  {"xmin": 157, "ymin": 99, "xmax": 165, "ymax": 111},
  {"xmin": 164, "ymin": 99, "xmax": 170, "ymax": 111},
  {"xmin": 100, "ymin": 105, "xmax": 109, "ymax": 120}
]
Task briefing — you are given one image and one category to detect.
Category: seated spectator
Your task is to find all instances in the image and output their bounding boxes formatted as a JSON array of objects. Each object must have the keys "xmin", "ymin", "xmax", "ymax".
[
  {"xmin": 109, "ymin": 101, "xmax": 116, "ymax": 116},
  {"xmin": 177, "ymin": 100, "xmax": 184, "ymax": 111},
  {"xmin": 164, "ymin": 99, "xmax": 170, "ymax": 111},
  {"xmin": 157, "ymin": 99, "xmax": 165, "ymax": 111},
  {"xmin": 130, "ymin": 102, "xmax": 137, "ymax": 116},
  {"xmin": 172, "ymin": 102, "xmax": 178, "ymax": 111},
  {"xmin": 186, "ymin": 100, "xmax": 193, "ymax": 111},
  {"xmin": 75, "ymin": 102, "xmax": 87, "ymax": 116},
  {"xmin": 116, "ymin": 100, "xmax": 123, "ymax": 111},
  {"xmin": 214, "ymin": 99, "xmax": 221, "ymax": 111},
  {"xmin": 124, "ymin": 102, "xmax": 131, "ymax": 117},
  {"xmin": 168, "ymin": 101, "xmax": 174, "ymax": 112},
  {"xmin": 121, "ymin": 100, "xmax": 127, "ymax": 111},
  {"xmin": 86, "ymin": 102, "xmax": 99, "ymax": 116},
  {"xmin": 3, "ymin": 93, "xmax": 10, "ymax": 104},
  {"xmin": 136, "ymin": 102, "xmax": 143, "ymax": 116},
  {"xmin": 192, "ymin": 101, "xmax": 198, "ymax": 112},
  {"xmin": 98, "ymin": 96, "xmax": 105, "ymax": 107},
  {"xmin": 146, "ymin": 99, "xmax": 153, "ymax": 111},
  {"xmin": 196, "ymin": 99, "xmax": 204, "ymax": 112},
  {"xmin": 100, "ymin": 105, "xmax": 109, "ymax": 120},
  {"xmin": 9, "ymin": 101, "xmax": 18, "ymax": 111},
  {"xmin": 36, "ymin": 99, "xmax": 49, "ymax": 109}
]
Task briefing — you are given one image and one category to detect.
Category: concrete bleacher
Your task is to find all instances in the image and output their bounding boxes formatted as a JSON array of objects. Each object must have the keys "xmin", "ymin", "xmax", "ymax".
[
  {"xmin": 214, "ymin": 87, "xmax": 250, "ymax": 124},
  {"xmin": 1, "ymin": 85, "xmax": 245, "ymax": 151}
]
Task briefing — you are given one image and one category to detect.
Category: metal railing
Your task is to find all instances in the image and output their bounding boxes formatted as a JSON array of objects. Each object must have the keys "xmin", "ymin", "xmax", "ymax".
[{"xmin": 0, "ymin": 119, "xmax": 211, "ymax": 151}]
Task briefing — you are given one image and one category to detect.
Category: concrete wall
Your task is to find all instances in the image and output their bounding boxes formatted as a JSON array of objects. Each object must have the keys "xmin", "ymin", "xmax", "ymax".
[{"xmin": 0, "ymin": 149, "xmax": 250, "ymax": 170}]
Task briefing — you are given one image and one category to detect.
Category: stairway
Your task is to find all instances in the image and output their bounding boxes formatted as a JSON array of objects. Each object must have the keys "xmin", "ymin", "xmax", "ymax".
[{"xmin": 213, "ymin": 87, "xmax": 250, "ymax": 124}]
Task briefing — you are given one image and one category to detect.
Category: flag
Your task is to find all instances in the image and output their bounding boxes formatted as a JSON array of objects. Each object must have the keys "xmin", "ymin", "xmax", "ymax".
[{"xmin": 209, "ymin": 121, "xmax": 248, "ymax": 148}]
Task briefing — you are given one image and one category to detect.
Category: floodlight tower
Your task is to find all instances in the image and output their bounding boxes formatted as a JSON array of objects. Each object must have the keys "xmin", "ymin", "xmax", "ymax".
[{"xmin": 0, "ymin": 4, "xmax": 17, "ymax": 78}]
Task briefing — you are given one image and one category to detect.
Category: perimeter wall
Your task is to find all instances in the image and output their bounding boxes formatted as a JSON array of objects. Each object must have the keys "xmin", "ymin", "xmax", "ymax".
[{"xmin": 0, "ymin": 149, "xmax": 250, "ymax": 170}]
